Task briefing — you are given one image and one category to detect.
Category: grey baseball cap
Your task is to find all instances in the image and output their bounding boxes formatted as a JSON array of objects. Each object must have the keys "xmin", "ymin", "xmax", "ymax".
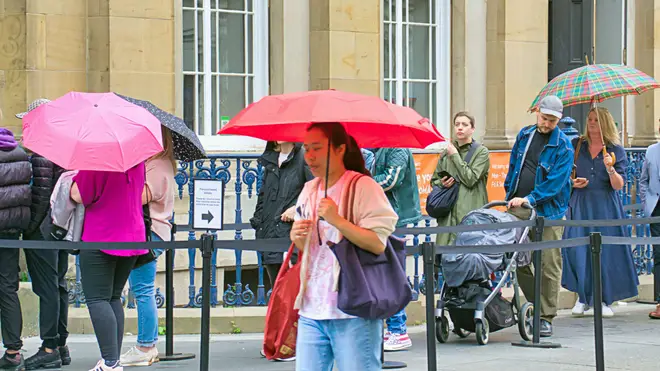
[
  {"xmin": 538, "ymin": 95, "xmax": 563, "ymax": 119},
  {"xmin": 16, "ymin": 98, "xmax": 51, "ymax": 119}
]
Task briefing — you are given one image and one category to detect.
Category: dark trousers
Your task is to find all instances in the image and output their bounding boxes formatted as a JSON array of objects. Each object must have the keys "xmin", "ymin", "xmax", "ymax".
[
  {"xmin": 0, "ymin": 234, "xmax": 23, "ymax": 351},
  {"xmin": 265, "ymin": 264, "xmax": 280, "ymax": 289},
  {"xmin": 80, "ymin": 250, "xmax": 137, "ymax": 363},
  {"xmin": 651, "ymin": 202, "xmax": 660, "ymax": 303},
  {"xmin": 23, "ymin": 231, "xmax": 70, "ymax": 349}
]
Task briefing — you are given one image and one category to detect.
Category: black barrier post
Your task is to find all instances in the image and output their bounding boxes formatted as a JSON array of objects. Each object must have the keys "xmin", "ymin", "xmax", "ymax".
[
  {"xmin": 590, "ymin": 232, "xmax": 605, "ymax": 371},
  {"xmin": 159, "ymin": 228, "xmax": 196, "ymax": 361},
  {"xmin": 423, "ymin": 242, "xmax": 437, "ymax": 371},
  {"xmin": 513, "ymin": 216, "xmax": 561, "ymax": 349},
  {"xmin": 199, "ymin": 234, "xmax": 215, "ymax": 371},
  {"xmin": 381, "ymin": 336, "xmax": 407, "ymax": 369}
]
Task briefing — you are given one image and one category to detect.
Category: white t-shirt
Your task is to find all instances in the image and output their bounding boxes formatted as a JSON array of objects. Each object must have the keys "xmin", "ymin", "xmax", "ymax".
[
  {"xmin": 278, "ymin": 151, "xmax": 290, "ymax": 167},
  {"xmin": 295, "ymin": 171, "xmax": 355, "ymax": 320}
]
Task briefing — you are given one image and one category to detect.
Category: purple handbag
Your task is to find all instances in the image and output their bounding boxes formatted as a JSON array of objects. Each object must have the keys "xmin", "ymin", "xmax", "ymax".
[{"xmin": 329, "ymin": 175, "xmax": 413, "ymax": 320}]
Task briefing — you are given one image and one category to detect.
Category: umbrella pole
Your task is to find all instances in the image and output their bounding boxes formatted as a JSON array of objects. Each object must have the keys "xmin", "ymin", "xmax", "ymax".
[{"xmin": 325, "ymin": 138, "xmax": 331, "ymax": 198}]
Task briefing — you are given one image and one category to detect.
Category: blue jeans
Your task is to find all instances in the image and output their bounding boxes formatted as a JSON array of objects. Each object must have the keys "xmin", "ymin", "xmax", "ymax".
[
  {"xmin": 296, "ymin": 316, "xmax": 382, "ymax": 371},
  {"xmin": 128, "ymin": 233, "xmax": 164, "ymax": 347},
  {"xmin": 386, "ymin": 309, "xmax": 407, "ymax": 334}
]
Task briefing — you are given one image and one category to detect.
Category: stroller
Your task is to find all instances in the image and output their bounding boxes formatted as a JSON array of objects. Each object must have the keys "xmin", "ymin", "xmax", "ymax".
[{"xmin": 435, "ymin": 201, "xmax": 535, "ymax": 346}]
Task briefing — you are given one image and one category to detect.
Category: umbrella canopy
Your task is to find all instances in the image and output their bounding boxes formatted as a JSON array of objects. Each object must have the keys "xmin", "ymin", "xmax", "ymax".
[
  {"xmin": 22, "ymin": 92, "xmax": 163, "ymax": 172},
  {"xmin": 115, "ymin": 93, "xmax": 206, "ymax": 162},
  {"xmin": 529, "ymin": 64, "xmax": 660, "ymax": 111},
  {"xmin": 218, "ymin": 90, "xmax": 445, "ymax": 148}
]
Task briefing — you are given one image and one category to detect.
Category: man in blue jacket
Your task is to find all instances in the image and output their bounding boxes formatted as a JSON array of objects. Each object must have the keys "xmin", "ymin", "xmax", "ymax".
[
  {"xmin": 504, "ymin": 95, "xmax": 573, "ymax": 337},
  {"xmin": 371, "ymin": 148, "xmax": 421, "ymax": 351}
]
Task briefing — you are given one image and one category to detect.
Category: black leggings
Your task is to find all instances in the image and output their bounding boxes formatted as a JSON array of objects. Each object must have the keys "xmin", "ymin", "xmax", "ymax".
[{"xmin": 80, "ymin": 250, "xmax": 137, "ymax": 363}]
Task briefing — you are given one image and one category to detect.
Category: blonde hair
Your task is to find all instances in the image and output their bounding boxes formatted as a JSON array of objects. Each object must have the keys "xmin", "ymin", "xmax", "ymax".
[
  {"xmin": 153, "ymin": 127, "xmax": 177, "ymax": 170},
  {"xmin": 585, "ymin": 107, "xmax": 620, "ymax": 146}
]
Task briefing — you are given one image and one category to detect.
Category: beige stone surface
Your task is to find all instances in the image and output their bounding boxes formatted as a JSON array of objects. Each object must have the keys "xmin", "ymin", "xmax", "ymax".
[
  {"xmin": 26, "ymin": 70, "xmax": 86, "ymax": 99},
  {"xmin": 27, "ymin": 0, "xmax": 85, "ymax": 16},
  {"xmin": 328, "ymin": 30, "xmax": 379, "ymax": 81},
  {"xmin": 109, "ymin": 71, "xmax": 175, "ymax": 112},
  {"xmin": 88, "ymin": 0, "xmax": 110, "ymax": 17},
  {"xmin": 0, "ymin": 0, "xmax": 27, "ymax": 15},
  {"xmin": 44, "ymin": 14, "xmax": 86, "ymax": 71},
  {"xmin": 327, "ymin": 0, "xmax": 380, "ymax": 33},
  {"xmin": 108, "ymin": 0, "xmax": 173, "ymax": 20},
  {"xmin": 87, "ymin": 16, "xmax": 110, "ymax": 73}
]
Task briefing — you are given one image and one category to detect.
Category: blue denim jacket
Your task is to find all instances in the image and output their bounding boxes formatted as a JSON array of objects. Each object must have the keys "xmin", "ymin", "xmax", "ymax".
[{"xmin": 504, "ymin": 125, "xmax": 574, "ymax": 220}]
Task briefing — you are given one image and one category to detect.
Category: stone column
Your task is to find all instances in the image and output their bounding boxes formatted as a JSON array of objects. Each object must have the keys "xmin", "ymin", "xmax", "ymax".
[
  {"xmin": 270, "ymin": 0, "xmax": 310, "ymax": 95},
  {"xmin": 451, "ymin": 0, "xmax": 487, "ymax": 140},
  {"xmin": 482, "ymin": 0, "xmax": 549, "ymax": 150},
  {"xmin": 309, "ymin": 0, "xmax": 380, "ymax": 96},
  {"xmin": 0, "ymin": 1, "xmax": 28, "ymax": 134},
  {"xmin": 88, "ymin": 0, "xmax": 175, "ymax": 113},
  {"xmin": 630, "ymin": 0, "xmax": 660, "ymax": 146}
]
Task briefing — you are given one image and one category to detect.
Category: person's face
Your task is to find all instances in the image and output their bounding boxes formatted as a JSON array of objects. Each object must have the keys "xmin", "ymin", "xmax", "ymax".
[
  {"xmin": 303, "ymin": 128, "xmax": 345, "ymax": 178},
  {"xmin": 587, "ymin": 111, "xmax": 601, "ymax": 138},
  {"xmin": 276, "ymin": 141, "xmax": 288, "ymax": 145},
  {"xmin": 453, "ymin": 116, "xmax": 475, "ymax": 141},
  {"xmin": 536, "ymin": 112, "xmax": 560, "ymax": 134}
]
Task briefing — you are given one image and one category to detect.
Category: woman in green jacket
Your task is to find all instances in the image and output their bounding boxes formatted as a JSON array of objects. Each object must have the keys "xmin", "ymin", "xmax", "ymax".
[{"xmin": 431, "ymin": 112, "xmax": 490, "ymax": 247}]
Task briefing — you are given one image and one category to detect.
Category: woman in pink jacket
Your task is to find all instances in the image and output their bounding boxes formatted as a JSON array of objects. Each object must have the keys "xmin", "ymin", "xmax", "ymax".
[{"xmin": 71, "ymin": 163, "xmax": 148, "ymax": 371}]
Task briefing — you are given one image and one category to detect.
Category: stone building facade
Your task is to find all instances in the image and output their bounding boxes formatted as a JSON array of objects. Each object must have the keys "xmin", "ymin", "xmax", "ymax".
[{"xmin": 0, "ymin": 0, "xmax": 658, "ymax": 150}]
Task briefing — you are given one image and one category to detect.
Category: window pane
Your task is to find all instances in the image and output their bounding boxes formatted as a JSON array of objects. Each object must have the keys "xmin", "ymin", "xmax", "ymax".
[
  {"xmin": 408, "ymin": 82, "xmax": 430, "ymax": 119},
  {"xmin": 431, "ymin": 26, "xmax": 436, "ymax": 80},
  {"xmin": 197, "ymin": 10, "xmax": 204, "ymax": 72},
  {"xmin": 183, "ymin": 0, "xmax": 195, "ymax": 8},
  {"xmin": 383, "ymin": 24, "xmax": 391, "ymax": 79},
  {"xmin": 182, "ymin": 10, "xmax": 196, "ymax": 72},
  {"xmin": 211, "ymin": 11, "xmax": 218, "ymax": 72},
  {"xmin": 218, "ymin": 76, "xmax": 246, "ymax": 131},
  {"xmin": 183, "ymin": 75, "xmax": 196, "ymax": 131},
  {"xmin": 218, "ymin": 0, "xmax": 244, "ymax": 11},
  {"xmin": 408, "ymin": 0, "xmax": 430, "ymax": 24},
  {"xmin": 409, "ymin": 26, "xmax": 429, "ymax": 80},
  {"xmin": 247, "ymin": 14, "xmax": 253, "ymax": 74},
  {"xmin": 219, "ymin": 12, "xmax": 246, "ymax": 73},
  {"xmin": 212, "ymin": 76, "xmax": 219, "ymax": 134},
  {"xmin": 198, "ymin": 75, "xmax": 205, "ymax": 134},
  {"xmin": 384, "ymin": 0, "xmax": 391, "ymax": 21}
]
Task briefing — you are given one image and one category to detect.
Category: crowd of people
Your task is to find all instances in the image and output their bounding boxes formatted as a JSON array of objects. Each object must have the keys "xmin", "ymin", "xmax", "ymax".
[{"xmin": 0, "ymin": 93, "xmax": 654, "ymax": 371}]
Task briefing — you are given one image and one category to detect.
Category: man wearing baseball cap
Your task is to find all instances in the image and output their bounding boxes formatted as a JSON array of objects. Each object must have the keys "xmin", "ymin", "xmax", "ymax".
[
  {"xmin": 503, "ymin": 95, "xmax": 574, "ymax": 337},
  {"xmin": 16, "ymin": 99, "xmax": 72, "ymax": 369}
]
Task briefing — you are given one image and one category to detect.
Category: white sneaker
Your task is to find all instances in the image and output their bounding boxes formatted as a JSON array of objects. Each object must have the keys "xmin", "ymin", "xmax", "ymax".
[
  {"xmin": 602, "ymin": 304, "xmax": 614, "ymax": 318},
  {"xmin": 89, "ymin": 359, "xmax": 123, "ymax": 371},
  {"xmin": 384, "ymin": 333, "xmax": 412, "ymax": 352},
  {"xmin": 120, "ymin": 346, "xmax": 159, "ymax": 366},
  {"xmin": 572, "ymin": 301, "xmax": 586, "ymax": 316}
]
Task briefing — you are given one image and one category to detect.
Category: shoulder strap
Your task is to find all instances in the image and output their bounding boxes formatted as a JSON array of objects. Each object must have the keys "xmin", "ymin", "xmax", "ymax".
[
  {"xmin": 464, "ymin": 141, "xmax": 481, "ymax": 164},
  {"xmin": 342, "ymin": 173, "xmax": 364, "ymax": 225},
  {"xmin": 571, "ymin": 137, "xmax": 584, "ymax": 179}
]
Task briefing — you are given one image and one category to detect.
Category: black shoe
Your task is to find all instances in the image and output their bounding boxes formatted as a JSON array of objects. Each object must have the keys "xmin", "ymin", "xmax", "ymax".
[
  {"xmin": 25, "ymin": 348, "xmax": 61, "ymax": 370},
  {"xmin": 58, "ymin": 346, "xmax": 70, "ymax": 366},
  {"xmin": 0, "ymin": 352, "xmax": 25, "ymax": 371},
  {"xmin": 540, "ymin": 320, "xmax": 553, "ymax": 337}
]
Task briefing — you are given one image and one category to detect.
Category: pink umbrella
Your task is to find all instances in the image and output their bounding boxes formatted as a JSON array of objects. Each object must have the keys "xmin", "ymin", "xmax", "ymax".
[{"xmin": 22, "ymin": 92, "xmax": 163, "ymax": 172}]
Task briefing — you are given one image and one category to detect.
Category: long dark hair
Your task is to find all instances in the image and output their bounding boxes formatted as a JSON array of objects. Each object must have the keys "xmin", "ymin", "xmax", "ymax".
[{"xmin": 307, "ymin": 122, "xmax": 370, "ymax": 176}]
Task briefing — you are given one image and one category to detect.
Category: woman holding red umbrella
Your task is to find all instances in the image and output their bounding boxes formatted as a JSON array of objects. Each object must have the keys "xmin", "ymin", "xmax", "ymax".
[{"xmin": 290, "ymin": 123, "xmax": 398, "ymax": 371}]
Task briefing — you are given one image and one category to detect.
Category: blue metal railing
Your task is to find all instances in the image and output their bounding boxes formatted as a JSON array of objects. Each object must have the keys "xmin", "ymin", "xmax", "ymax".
[{"xmin": 66, "ymin": 148, "xmax": 653, "ymax": 307}]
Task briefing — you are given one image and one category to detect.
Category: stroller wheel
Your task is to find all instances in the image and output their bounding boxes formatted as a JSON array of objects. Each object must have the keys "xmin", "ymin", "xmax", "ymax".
[
  {"xmin": 453, "ymin": 328, "xmax": 470, "ymax": 338},
  {"xmin": 518, "ymin": 302, "xmax": 534, "ymax": 341},
  {"xmin": 435, "ymin": 316, "xmax": 450, "ymax": 343},
  {"xmin": 475, "ymin": 320, "xmax": 489, "ymax": 345}
]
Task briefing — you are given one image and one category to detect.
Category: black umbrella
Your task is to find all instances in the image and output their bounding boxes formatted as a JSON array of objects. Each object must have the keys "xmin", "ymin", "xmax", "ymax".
[{"xmin": 115, "ymin": 93, "xmax": 206, "ymax": 162}]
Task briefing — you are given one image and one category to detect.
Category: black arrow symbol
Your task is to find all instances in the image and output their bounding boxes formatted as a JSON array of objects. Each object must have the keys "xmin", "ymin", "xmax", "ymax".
[{"xmin": 202, "ymin": 211, "xmax": 214, "ymax": 223}]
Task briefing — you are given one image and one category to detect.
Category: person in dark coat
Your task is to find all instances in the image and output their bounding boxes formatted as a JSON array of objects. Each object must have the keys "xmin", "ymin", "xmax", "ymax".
[
  {"xmin": 0, "ymin": 126, "xmax": 31, "ymax": 370},
  {"xmin": 16, "ymin": 99, "xmax": 72, "ymax": 369},
  {"xmin": 251, "ymin": 142, "xmax": 312, "ymax": 288}
]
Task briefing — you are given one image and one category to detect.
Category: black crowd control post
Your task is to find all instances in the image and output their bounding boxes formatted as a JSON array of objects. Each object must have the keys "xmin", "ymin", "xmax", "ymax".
[
  {"xmin": 423, "ymin": 242, "xmax": 438, "ymax": 371},
  {"xmin": 159, "ymin": 223, "xmax": 196, "ymax": 361},
  {"xmin": 199, "ymin": 234, "xmax": 215, "ymax": 371},
  {"xmin": 513, "ymin": 216, "xmax": 561, "ymax": 349},
  {"xmin": 590, "ymin": 232, "xmax": 605, "ymax": 371}
]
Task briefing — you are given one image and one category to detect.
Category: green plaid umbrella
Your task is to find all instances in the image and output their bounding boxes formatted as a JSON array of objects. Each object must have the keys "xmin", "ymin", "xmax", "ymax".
[{"xmin": 529, "ymin": 64, "xmax": 660, "ymax": 111}]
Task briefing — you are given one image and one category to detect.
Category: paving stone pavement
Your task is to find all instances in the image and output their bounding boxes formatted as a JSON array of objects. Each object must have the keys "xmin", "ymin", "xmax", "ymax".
[{"xmin": 21, "ymin": 303, "xmax": 660, "ymax": 370}]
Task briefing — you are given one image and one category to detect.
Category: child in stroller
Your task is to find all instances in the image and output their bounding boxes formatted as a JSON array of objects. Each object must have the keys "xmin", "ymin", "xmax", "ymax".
[{"xmin": 435, "ymin": 201, "xmax": 536, "ymax": 345}]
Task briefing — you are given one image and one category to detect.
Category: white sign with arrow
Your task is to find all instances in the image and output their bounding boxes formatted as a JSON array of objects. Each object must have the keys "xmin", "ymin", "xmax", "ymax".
[{"xmin": 192, "ymin": 178, "xmax": 224, "ymax": 231}]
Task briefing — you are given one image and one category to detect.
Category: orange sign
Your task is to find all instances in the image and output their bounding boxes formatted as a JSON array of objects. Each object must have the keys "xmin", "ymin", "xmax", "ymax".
[
  {"xmin": 486, "ymin": 152, "xmax": 511, "ymax": 202},
  {"xmin": 413, "ymin": 153, "xmax": 440, "ymax": 215},
  {"xmin": 413, "ymin": 151, "xmax": 512, "ymax": 214}
]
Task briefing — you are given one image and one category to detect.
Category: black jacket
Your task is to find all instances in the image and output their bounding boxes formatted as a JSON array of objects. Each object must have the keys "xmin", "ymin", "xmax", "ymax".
[
  {"xmin": 0, "ymin": 146, "xmax": 32, "ymax": 235},
  {"xmin": 250, "ymin": 143, "xmax": 312, "ymax": 265},
  {"xmin": 26, "ymin": 154, "xmax": 64, "ymax": 236}
]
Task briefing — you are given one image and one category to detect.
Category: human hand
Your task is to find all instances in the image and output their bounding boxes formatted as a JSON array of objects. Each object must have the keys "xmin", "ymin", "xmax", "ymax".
[
  {"xmin": 281, "ymin": 206, "xmax": 296, "ymax": 222},
  {"xmin": 603, "ymin": 151, "xmax": 616, "ymax": 171},
  {"xmin": 290, "ymin": 220, "xmax": 313, "ymax": 250},
  {"xmin": 572, "ymin": 177, "xmax": 589, "ymax": 189},
  {"xmin": 446, "ymin": 143, "xmax": 458, "ymax": 156},
  {"xmin": 441, "ymin": 176, "xmax": 455, "ymax": 188},
  {"xmin": 318, "ymin": 198, "xmax": 342, "ymax": 225},
  {"xmin": 507, "ymin": 197, "xmax": 528, "ymax": 209}
]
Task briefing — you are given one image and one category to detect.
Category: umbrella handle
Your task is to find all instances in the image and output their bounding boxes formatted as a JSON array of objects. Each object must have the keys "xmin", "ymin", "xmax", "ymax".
[{"xmin": 602, "ymin": 147, "xmax": 616, "ymax": 166}]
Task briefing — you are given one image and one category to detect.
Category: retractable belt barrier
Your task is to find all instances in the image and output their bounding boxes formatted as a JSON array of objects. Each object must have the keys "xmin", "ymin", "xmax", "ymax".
[{"xmin": 0, "ymin": 206, "xmax": 658, "ymax": 371}]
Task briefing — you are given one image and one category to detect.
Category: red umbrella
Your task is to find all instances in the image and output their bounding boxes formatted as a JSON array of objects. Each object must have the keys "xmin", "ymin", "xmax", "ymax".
[{"xmin": 218, "ymin": 90, "xmax": 445, "ymax": 148}]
